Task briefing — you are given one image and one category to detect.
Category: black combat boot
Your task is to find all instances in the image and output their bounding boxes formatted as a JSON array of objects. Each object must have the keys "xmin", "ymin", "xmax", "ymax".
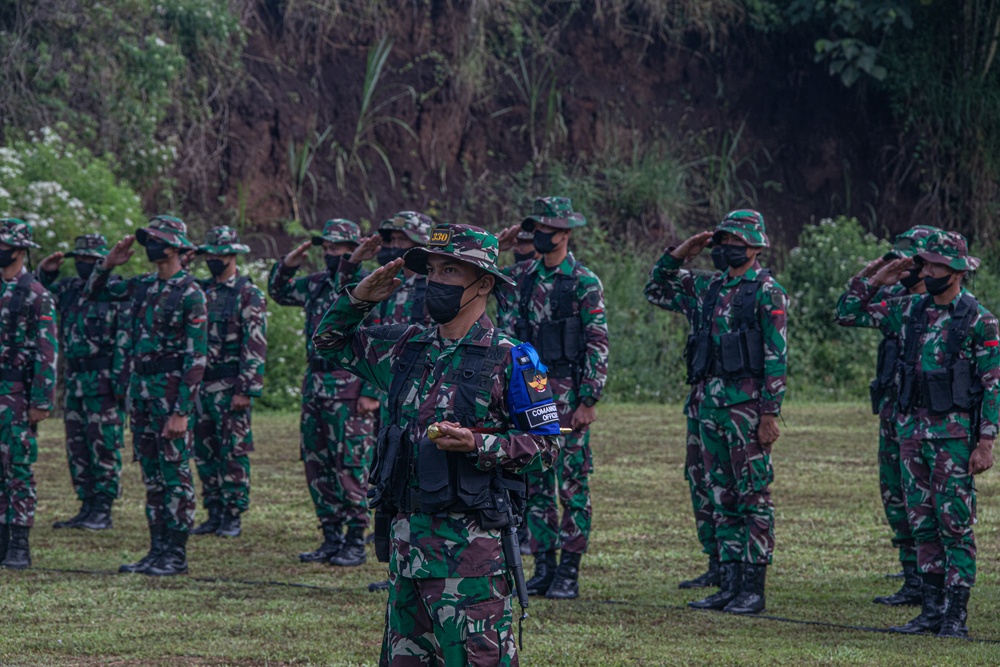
[
  {"xmin": 937, "ymin": 586, "xmax": 971, "ymax": 638},
  {"xmin": 53, "ymin": 498, "xmax": 92, "ymax": 529},
  {"xmin": 330, "ymin": 526, "xmax": 367, "ymax": 566},
  {"xmin": 299, "ymin": 521, "xmax": 344, "ymax": 563},
  {"xmin": 723, "ymin": 563, "xmax": 767, "ymax": 614},
  {"xmin": 679, "ymin": 556, "xmax": 721, "ymax": 589},
  {"xmin": 526, "ymin": 550, "xmax": 557, "ymax": 596},
  {"xmin": 0, "ymin": 523, "xmax": 8, "ymax": 562},
  {"xmin": 545, "ymin": 551, "xmax": 581, "ymax": 600},
  {"xmin": 77, "ymin": 496, "xmax": 113, "ymax": 531},
  {"xmin": 689, "ymin": 561, "xmax": 743, "ymax": 610},
  {"xmin": 191, "ymin": 506, "xmax": 223, "ymax": 535},
  {"xmin": 874, "ymin": 562, "xmax": 922, "ymax": 606},
  {"xmin": 1, "ymin": 526, "xmax": 31, "ymax": 569},
  {"xmin": 890, "ymin": 573, "xmax": 946, "ymax": 634},
  {"xmin": 119, "ymin": 524, "xmax": 167, "ymax": 574},
  {"xmin": 145, "ymin": 530, "xmax": 189, "ymax": 576},
  {"xmin": 215, "ymin": 509, "xmax": 242, "ymax": 538}
]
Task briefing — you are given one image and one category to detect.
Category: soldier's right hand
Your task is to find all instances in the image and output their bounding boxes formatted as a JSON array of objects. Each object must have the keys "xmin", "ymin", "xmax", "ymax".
[
  {"xmin": 496, "ymin": 225, "xmax": 521, "ymax": 252},
  {"xmin": 349, "ymin": 234, "xmax": 382, "ymax": 263},
  {"xmin": 39, "ymin": 252, "xmax": 65, "ymax": 272},
  {"xmin": 857, "ymin": 257, "xmax": 888, "ymax": 279},
  {"xmin": 283, "ymin": 241, "xmax": 312, "ymax": 268},
  {"xmin": 669, "ymin": 231, "xmax": 714, "ymax": 260},
  {"xmin": 104, "ymin": 235, "xmax": 136, "ymax": 268},
  {"xmin": 351, "ymin": 258, "xmax": 404, "ymax": 302},
  {"xmin": 872, "ymin": 257, "xmax": 912, "ymax": 286}
]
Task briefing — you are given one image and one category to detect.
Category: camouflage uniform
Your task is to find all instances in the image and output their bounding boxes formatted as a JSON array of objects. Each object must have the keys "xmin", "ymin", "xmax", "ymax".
[
  {"xmin": 0, "ymin": 219, "xmax": 57, "ymax": 569},
  {"xmin": 192, "ymin": 227, "xmax": 267, "ymax": 535},
  {"xmin": 313, "ymin": 224, "xmax": 558, "ymax": 667},
  {"xmin": 268, "ymin": 219, "xmax": 376, "ymax": 561},
  {"xmin": 41, "ymin": 235, "xmax": 127, "ymax": 531},
  {"xmin": 503, "ymin": 197, "xmax": 609, "ymax": 599},
  {"xmin": 836, "ymin": 231, "xmax": 999, "ymax": 637},
  {"xmin": 86, "ymin": 216, "xmax": 207, "ymax": 576}
]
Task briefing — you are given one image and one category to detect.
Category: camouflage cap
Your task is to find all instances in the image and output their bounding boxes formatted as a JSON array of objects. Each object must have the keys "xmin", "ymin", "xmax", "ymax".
[
  {"xmin": 197, "ymin": 225, "xmax": 250, "ymax": 255},
  {"xmin": 713, "ymin": 209, "xmax": 769, "ymax": 248},
  {"xmin": 136, "ymin": 215, "xmax": 195, "ymax": 250},
  {"xmin": 917, "ymin": 230, "xmax": 981, "ymax": 272},
  {"xmin": 883, "ymin": 225, "xmax": 942, "ymax": 260},
  {"xmin": 521, "ymin": 197, "xmax": 587, "ymax": 231},
  {"xmin": 378, "ymin": 211, "xmax": 433, "ymax": 246},
  {"xmin": 312, "ymin": 219, "xmax": 361, "ymax": 247},
  {"xmin": 66, "ymin": 234, "xmax": 109, "ymax": 259},
  {"xmin": 0, "ymin": 218, "xmax": 41, "ymax": 249},
  {"xmin": 404, "ymin": 224, "xmax": 517, "ymax": 290}
]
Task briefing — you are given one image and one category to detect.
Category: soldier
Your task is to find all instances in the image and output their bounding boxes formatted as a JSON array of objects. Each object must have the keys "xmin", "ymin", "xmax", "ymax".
[
  {"xmin": 644, "ymin": 252, "xmax": 722, "ymax": 589},
  {"xmin": 835, "ymin": 225, "xmax": 939, "ymax": 606},
  {"xmin": 650, "ymin": 210, "xmax": 787, "ymax": 614},
  {"xmin": 39, "ymin": 235, "xmax": 127, "ymax": 531},
  {"xmin": 504, "ymin": 196, "xmax": 609, "ymax": 600},
  {"xmin": 836, "ymin": 230, "xmax": 998, "ymax": 638},
  {"xmin": 86, "ymin": 216, "xmax": 207, "ymax": 576},
  {"xmin": 190, "ymin": 226, "xmax": 267, "ymax": 538},
  {"xmin": 0, "ymin": 218, "xmax": 57, "ymax": 569},
  {"xmin": 312, "ymin": 223, "xmax": 559, "ymax": 666},
  {"xmin": 268, "ymin": 219, "xmax": 378, "ymax": 566}
]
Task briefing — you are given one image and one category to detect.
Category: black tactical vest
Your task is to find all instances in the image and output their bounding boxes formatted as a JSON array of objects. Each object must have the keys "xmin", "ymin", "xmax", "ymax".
[
  {"xmin": 58, "ymin": 278, "xmax": 115, "ymax": 363},
  {"xmin": 131, "ymin": 273, "xmax": 198, "ymax": 373},
  {"xmin": 515, "ymin": 260, "xmax": 583, "ymax": 380},
  {"xmin": 0, "ymin": 273, "xmax": 36, "ymax": 382}
]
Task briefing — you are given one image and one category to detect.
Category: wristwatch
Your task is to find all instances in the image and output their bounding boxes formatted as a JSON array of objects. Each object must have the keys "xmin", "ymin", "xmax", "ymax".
[{"xmin": 580, "ymin": 396, "xmax": 597, "ymax": 408}]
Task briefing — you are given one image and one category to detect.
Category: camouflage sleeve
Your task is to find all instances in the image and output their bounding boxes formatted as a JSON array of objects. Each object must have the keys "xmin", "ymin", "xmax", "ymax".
[
  {"xmin": 644, "ymin": 250, "xmax": 715, "ymax": 317},
  {"xmin": 266, "ymin": 260, "xmax": 311, "ymax": 307},
  {"xmin": 111, "ymin": 300, "xmax": 129, "ymax": 399},
  {"xmin": 974, "ymin": 309, "xmax": 1000, "ymax": 441},
  {"xmin": 84, "ymin": 262, "xmax": 132, "ymax": 302},
  {"xmin": 38, "ymin": 269, "xmax": 60, "ymax": 291},
  {"xmin": 759, "ymin": 279, "xmax": 789, "ymax": 415},
  {"xmin": 30, "ymin": 288, "xmax": 58, "ymax": 411},
  {"xmin": 173, "ymin": 284, "xmax": 208, "ymax": 417},
  {"xmin": 237, "ymin": 283, "xmax": 268, "ymax": 397},
  {"xmin": 577, "ymin": 271, "xmax": 609, "ymax": 402},
  {"xmin": 334, "ymin": 257, "xmax": 363, "ymax": 291},
  {"xmin": 835, "ymin": 277, "xmax": 900, "ymax": 329}
]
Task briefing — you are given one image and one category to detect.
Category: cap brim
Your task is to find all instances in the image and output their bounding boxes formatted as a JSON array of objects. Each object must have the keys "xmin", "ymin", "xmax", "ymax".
[
  {"xmin": 66, "ymin": 251, "xmax": 106, "ymax": 259},
  {"xmin": 403, "ymin": 247, "xmax": 516, "ymax": 290},
  {"xmin": 197, "ymin": 244, "xmax": 249, "ymax": 255},
  {"xmin": 917, "ymin": 250, "xmax": 981, "ymax": 271},
  {"xmin": 136, "ymin": 227, "xmax": 195, "ymax": 249}
]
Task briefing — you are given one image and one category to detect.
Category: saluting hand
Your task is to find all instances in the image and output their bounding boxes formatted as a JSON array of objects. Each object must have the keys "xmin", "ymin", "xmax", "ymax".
[
  {"xmin": 431, "ymin": 421, "xmax": 476, "ymax": 453},
  {"xmin": 669, "ymin": 231, "xmax": 714, "ymax": 261},
  {"xmin": 283, "ymin": 241, "xmax": 312, "ymax": 268},
  {"xmin": 349, "ymin": 234, "xmax": 382, "ymax": 263},
  {"xmin": 871, "ymin": 258, "xmax": 912, "ymax": 287},
  {"xmin": 857, "ymin": 257, "xmax": 888, "ymax": 280},
  {"xmin": 351, "ymin": 258, "xmax": 404, "ymax": 303},
  {"xmin": 105, "ymin": 236, "xmax": 136, "ymax": 268},
  {"xmin": 39, "ymin": 252, "xmax": 65, "ymax": 272},
  {"xmin": 495, "ymin": 225, "xmax": 522, "ymax": 252}
]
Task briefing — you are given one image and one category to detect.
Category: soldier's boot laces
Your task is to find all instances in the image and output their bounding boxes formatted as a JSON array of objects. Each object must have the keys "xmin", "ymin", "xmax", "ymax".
[
  {"xmin": 330, "ymin": 526, "xmax": 367, "ymax": 567},
  {"xmin": 1, "ymin": 526, "xmax": 31, "ymax": 569},
  {"xmin": 679, "ymin": 556, "xmax": 721, "ymax": 589},
  {"xmin": 299, "ymin": 522, "xmax": 344, "ymax": 563},
  {"xmin": 215, "ymin": 509, "xmax": 242, "ymax": 538},
  {"xmin": 525, "ymin": 550, "xmax": 557, "ymax": 596},
  {"xmin": 723, "ymin": 563, "xmax": 767, "ymax": 614},
  {"xmin": 0, "ymin": 523, "xmax": 9, "ymax": 562},
  {"xmin": 937, "ymin": 586, "xmax": 971, "ymax": 638},
  {"xmin": 688, "ymin": 562, "xmax": 743, "ymax": 610},
  {"xmin": 545, "ymin": 551, "xmax": 581, "ymax": 600},
  {"xmin": 191, "ymin": 506, "xmax": 223, "ymax": 536},
  {"xmin": 145, "ymin": 530, "xmax": 189, "ymax": 576},
  {"xmin": 890, "ymin": 573, "xmax": 947, "ymax": 634},
  {"xmin": 119, "ymin": 525, "xmax": 167, "ymax": 574},
  {"xmin": 874, "ymin": 562, "xmax": 922, "ymax": 606},
  {"xmin": 77, "ymin": 496, "xmax": 113, "ymax": 531},
  {"xmin": 53, "ymin": 499, "xmax": 92, "ymax": 529}
]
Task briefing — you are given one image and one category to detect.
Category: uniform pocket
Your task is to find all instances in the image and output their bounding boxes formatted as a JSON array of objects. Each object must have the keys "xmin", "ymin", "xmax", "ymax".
[
  {"xmin": 9, "ymin": 423, "xmax": 38, "ymax": 465},
  {"xmin": 464, "ymin": 596, "xmax": 510, "ymax": 667}
]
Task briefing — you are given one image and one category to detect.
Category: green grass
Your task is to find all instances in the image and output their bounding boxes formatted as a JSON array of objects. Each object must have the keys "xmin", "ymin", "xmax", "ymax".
[{"xmin": 3, "ymin": 404, "xmax": 1000, "ymax": 665}]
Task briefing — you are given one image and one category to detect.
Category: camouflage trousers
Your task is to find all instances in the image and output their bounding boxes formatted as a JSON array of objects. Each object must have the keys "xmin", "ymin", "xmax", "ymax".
[
  {"xmin": 699, "ymin": 402, "xmax": 775, "ymax": 565},
  {"xmin": 131, "ymin": 397, "xmax": 196, "ymax": 532},
  {"xmin": 381, "ymin": 572, "xmax": 517, "ymax": 667},
  {"xmin": 63, "ymin": 394, "xmax": 124, "ymax": 502},
  {"xmin": 900, "ymin": 435, "xmax": 977, "ymax": 587},
  {"xmin": 685, "ymin": 416, "xmax": 717, "ymax": 557},
  {"xmin": 194, "ymin": 388, "xmax": 253, "ymax": 515},
  {"xmin": 878, "ymin": 414, "xmax": 916, "ymax": 566},
  {"xmin": 300, "ymin": 396, "xmax": 375, "ymax": 530},
  {"xmin": 0, "ymin": 397, "xmax": 37, "ymax": 527},
  {"xmin": 525, "ymin": 387, "xmax": 592, "ymax": 555}
]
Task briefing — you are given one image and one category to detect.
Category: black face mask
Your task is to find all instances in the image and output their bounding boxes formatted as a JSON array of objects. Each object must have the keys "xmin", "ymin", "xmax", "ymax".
[
  {"xmin": 144, "ymin": 239, "xmax": 170, "ymax": 263},
  {"xmin": 207, "ymin": 259, "xmax": 229, "ymax": 277},
  {"xmin": 533, "ymin": 231, "xmax": 559, "ymax": 255},
  {"xmin": 324, "ymin": 254, "xmax": 342, "ymax": 274},
  {"xmin": 377, "ymin": 247, "xmax": 408, "ymax": 266},
  {"xmin": 0, "ymin": 248, "xmax": 19, "ymax": 269},
  {"xmin": 426, "ymin": 279, "xmax": 479, "ymax": 324},
  {"xmin": 711, "ymin": 244, "xmax": 750, "ymax": 270},
  {"xmin": 513, "ymin": 251, "xmax": 535, "ymax": 263},
  {"xmin": 76, "ymin": 261, "xmax": 96, "ymax": 281},
  {"xmin": 900, "ymin": 269, "xmax": 923, "ymax": 290},
  {"xmin": 924, "ymin": 273, "xmax": 954, "ymax": 296}
]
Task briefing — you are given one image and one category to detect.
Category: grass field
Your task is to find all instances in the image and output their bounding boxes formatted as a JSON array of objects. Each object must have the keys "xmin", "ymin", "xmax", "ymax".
[{"xmin": 3, "ymin": 403, "xmax": 1000, "ymax": 666}]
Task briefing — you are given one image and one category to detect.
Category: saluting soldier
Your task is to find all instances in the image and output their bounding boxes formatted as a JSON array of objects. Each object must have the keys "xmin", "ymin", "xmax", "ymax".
[
  {"xmin": 190, "ymin": 226, "xmax": 267, "ymax": 538},
  {"xmin": 39, "ymin": 234, "xmax": 128, "ymax": 532},
  {"xmin": 0, "ymin": 218, "xmax": 57, "ymax": 569},
  {"xmin": 86, "ymin": 216, "xmax": 207, "ymax": 576}
]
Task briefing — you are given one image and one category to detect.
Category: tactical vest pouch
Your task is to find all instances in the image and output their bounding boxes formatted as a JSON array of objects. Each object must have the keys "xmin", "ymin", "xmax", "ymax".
[
  {"xmin": 719, "ymin": 332, "xmax": 746, "ymax": 376},
  {"xmin": 537, "ymin": 321, "xmax": 564, "ymax": 367},
  {"xmin": 416, "ymin": 436, "xmax": 493, "ymax": 514},
  {"xmin": 368, "ymin": 424, "xmax": 409, "ymax": 511},
  {"xmin": 373, "ymin": 509, "xmax": 392, "ymax": 563},
  {"xmin": 743, "ymin": 328, "xmax": 765, "ymax": 377},
  {"xmin": 950, "ymin": 360, "xmax": 978, "ymax": 411},
  {"xmin": 686, "ymin": 334, "xmax": 711, "ymax": 384},
  {"xmin": 924, "ymin": 369, "xmax": 953, "ymax": 414},
  {"xmin": 562, "ymin": 317, "xmax": 583, "ymax": 361}
]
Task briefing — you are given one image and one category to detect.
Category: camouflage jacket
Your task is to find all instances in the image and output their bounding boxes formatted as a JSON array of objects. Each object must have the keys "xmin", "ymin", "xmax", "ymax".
[
  {"xmin": 647, "ymin": 252, "xmax": 788, "ymax": 413},
  {"xmin": 501, "ymin": 252, "xmax": 609, "ymax": 402},
  {"xmin": 313, "ymin": 294, "xmax": 558, "ymax": 579},
  {"xmin": 268, "ymin": 259, "xmax": 374, "ymax": 400},
  {"xmin": 835, "ymin": 279, "xmax": 1000, "ymax": 441},
  {"xmin": 198, "ymin": 271, "xmax": 267, "ymax": 396},
  {"xmin": 40, "ymin": 270, "xmax": 128, "ymax": 398},
  {"xmin": 85, "ymin": 264, "xmax": 207, "ymax": 416},
  {"xmin": 337, "ymin": 259, "xmax": 434, "ymax": 327},
  {"xmin": 0, "ymin": 267, "xmax": 57, "ymax": 411}
]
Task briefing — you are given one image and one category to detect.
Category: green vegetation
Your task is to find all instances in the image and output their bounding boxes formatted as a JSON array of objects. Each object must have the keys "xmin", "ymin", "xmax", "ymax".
[{"xmin": 4, "ymin": 405, "xmax": 1000, "ymax": 665}]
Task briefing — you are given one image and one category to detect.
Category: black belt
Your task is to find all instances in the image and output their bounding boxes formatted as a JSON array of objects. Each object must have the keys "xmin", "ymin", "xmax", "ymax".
[
  {"xmin": 0, "ymin": 368, "xmax": 27, "ymax": 383},
  {"xmin": 67, "ymin": 356, "xmax": 113, "ymax": 373},
  {"xmin": 204, "ymin": 362, "xmax": 239, "ymax": 382},
  {"xmin": 310, "ymin": 358, "xmax": 339, "ymax": 374},
  {"xmin": 544, "ymin": 361, "xmax": 577, "ymax": 380},
  {"xmin": 136, "ymin": 356, "xmax": 184, "ymax": 375}
]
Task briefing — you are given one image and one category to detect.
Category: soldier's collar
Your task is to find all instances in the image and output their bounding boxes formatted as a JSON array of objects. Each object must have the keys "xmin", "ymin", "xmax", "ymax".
[
  {"xmin": 2, "ymin": 266, "xmax": 28, "ymax": 283},
  {"xmin": 163, "ymin": 268, "xmax": 188, "ymax": 283},
  {"xmin": 537, "ymin": 252, "xmax": 575, "ymax": 277},
  {"xmin": 724, "ymin": 262, "xmax": 762, "ymax": 284},
  {"xmin": 429, "ymin": 319, "xmax": 492, "ymax": 347}
]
